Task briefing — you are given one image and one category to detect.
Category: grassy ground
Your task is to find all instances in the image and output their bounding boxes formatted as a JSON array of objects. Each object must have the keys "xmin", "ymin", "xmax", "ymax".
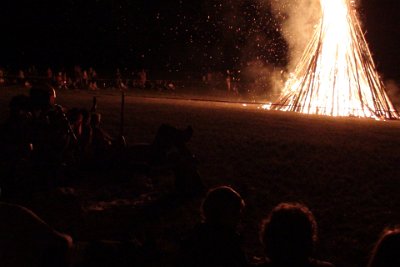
[{"xmin": 1, "ymin": 87, "xmax": 400, "ymax": 266}]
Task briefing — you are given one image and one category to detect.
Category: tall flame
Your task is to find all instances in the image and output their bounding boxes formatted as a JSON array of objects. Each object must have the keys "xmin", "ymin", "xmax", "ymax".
[{"xmin": 271, "ymin": 0, "xmax": 399, "ymax": 119}]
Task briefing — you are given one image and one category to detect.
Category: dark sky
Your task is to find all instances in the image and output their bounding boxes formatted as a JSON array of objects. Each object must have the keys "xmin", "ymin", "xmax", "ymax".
[{"xmin": 1, "ymin": 0, "xmax": 400, "ymax": 79}]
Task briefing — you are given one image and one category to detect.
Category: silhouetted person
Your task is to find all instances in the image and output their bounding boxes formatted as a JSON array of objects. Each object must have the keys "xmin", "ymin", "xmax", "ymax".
[
  {"xmin": 29, "ymin": 85, "xmax": 72, "ymax": 164},
  {"xmin": 28, "ymin": 84, "xmax": 75, "ymax": 189},
  {"xmin": 78, "ymin": 108, "xmax": 92, "ymax": 158},
  {"xmin": 259, "ymin": 202, "xmax": 334, "ymax": 267},
  {"xmin": 0, "ymin": 202, "xmax": 73, "ymax": 267},
  {"xmin": 47, "ymin": 67, "xmax": 53, "ymax": 84},
  {"xmin": 138, "ymin": 69, "xmax": 147, "ymax": 89},
  {"xmin": 82, "ymin": 70, "xmax": 89, "ymax": 89},
  {"xmin": 88, "ymin": 67, "xmax": 98, "ymax": 90},
  {"xmin": 179, "ymin": 186, "xmax": 248, "ymax": 267},
  {"xmin": 67, "ymin": 108, "xmax": 83, "ymax": 139},
  {"xmin": 0, "ymin": 68, "xmax": 5, "ymax": 85},
  {"xmin": 87, "ymin": 113, "xmax": 115, "ymax": 165},
  {"xmin": 226, "ymin": 69, "xmax": 232, "ymax": 92},
  {"xmin": 73, "ymin": 65, "xmax": 83, "ymax": 89},
  {"xmin": 151, "ymin": 124, "xmax": 204, "ymax": 195},
  {"xmin": 116, "ymin": 68, "xmax": 125, "ymax": 89},
  {"xmin": 65, "ymin": 108, "xmax": 86, "ymax": 163},
  {"xmin": 0, "ymin": 94, "xmax": 32, "ymax": 162},
  {"xmin": 91, "ymin": 113, "xmax": 113, "ymax": 147},
  {"xmin": 17, "ymin": 69, "xmax": 25, "ymax": 84},
  {"xmin": 0, "ymin": 95, "xmax": 33, "ymax": 197},
  {"xmin": 368, "ymin": 227, "xmax": 400, "ymax": 267},
  {"xmin": 56, "ymin": 71, "xmax": 64, "ymax": 89}
]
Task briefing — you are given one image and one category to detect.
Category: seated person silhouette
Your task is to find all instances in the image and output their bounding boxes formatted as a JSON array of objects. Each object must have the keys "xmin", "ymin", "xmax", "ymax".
[
  {"xmin": 368, "ymin": 227, "xmax": 400, "ymax": 267},
  {"xmin": 0, "ymin": 202, "xmax": 73, "ymax": 267},
  {"xmin": 179, "ymin": 185, "xmax": 248, "ymax": 267},
  {"xmin": 259, "ymin": 202, "xmax": 334, "ymax": 267}
]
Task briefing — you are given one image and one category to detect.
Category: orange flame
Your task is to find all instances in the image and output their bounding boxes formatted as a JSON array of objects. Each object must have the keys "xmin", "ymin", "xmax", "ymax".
[{"xmin": 271, "ymin": 0, "xmax": 399, "ymax": 119}]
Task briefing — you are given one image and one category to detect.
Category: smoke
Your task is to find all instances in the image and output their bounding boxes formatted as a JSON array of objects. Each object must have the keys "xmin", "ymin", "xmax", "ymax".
[
  {"xmin": 239, "ymin": 0, "xmax": 322, "ymax": 100},
  {"xmin": 385, "ymin": 80, "xmax": 400, "ymax": 108},
  {"xmin": 269, "ymin": 0, "xmax": 321, "ymax": 71},
  {"xmin": 242, "ymin": 60, "xmax": 286, "ymax": 99},
  {"xmin": 199, "ymin": 0, "xmax": 323, "ymax": 99}
]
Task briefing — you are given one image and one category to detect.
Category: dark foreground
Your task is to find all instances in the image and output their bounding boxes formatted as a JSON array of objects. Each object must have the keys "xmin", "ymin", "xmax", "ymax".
[{"xmin": 1, "ymin": 87, "xmax": 400, "ymax": 267}]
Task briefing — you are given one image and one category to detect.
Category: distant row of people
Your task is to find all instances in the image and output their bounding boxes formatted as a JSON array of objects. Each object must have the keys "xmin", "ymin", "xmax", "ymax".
[
  {"xmin": 0, "ymin": 66, "xmax": 179, "ymax": 92},
  {"xmin": 0, "ymin": 186, "xmax": 398, "ymax": 267},
  {"xmin": 0, "ymin": 66, "xmax": 249, "ymax": 93}
]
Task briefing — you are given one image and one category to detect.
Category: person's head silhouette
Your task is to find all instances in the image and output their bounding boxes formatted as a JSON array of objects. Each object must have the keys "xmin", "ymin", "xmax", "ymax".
[
  {"xmin": 369, "ymin": 227, "xmax": 400, "ymax": 267},
  {"xmin": 201, "ymin": 186, "xmax": 245, "ymax": 229},
  {"xmin": 261, "ymin": 202, "xmax": 317, "ymax": 264}
]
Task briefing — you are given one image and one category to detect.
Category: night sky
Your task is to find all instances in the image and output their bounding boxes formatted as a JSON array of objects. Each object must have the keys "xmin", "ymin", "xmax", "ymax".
[{"xmin": 1, "ymin": 0, "xmax": 400, "ymax": 79}]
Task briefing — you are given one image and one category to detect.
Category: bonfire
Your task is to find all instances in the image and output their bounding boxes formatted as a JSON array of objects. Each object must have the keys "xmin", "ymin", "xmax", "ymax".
[{"xmin": 271, "ymin": 0, "xmax": 399, "ymax": 119}]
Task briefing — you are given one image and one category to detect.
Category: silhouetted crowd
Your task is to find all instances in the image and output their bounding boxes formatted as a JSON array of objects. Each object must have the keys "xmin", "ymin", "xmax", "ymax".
[
  {"xmin": 177, "ymin": 187, "xmax": 400, "ymax": 267},
  {"xmin": 0, "ymin": 65, "xmax": 250, "ymax": 94},
  {"xmin": 1, "ymin": 186, "xmax": 398, "ymax": 267},
  {"xmin": 0, "ymin": 65, "xmax": 179, "ymax": 92},
  {"xmin": 0, "ymin": 84, "xmax": 398, "ymax": 267},
  {"xmin": 0, "ymin": 82, "xmax": 203, "ymax": 192}
]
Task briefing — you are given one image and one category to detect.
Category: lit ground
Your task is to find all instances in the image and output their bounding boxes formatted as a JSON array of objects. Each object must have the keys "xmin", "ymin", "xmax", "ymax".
[{"xmin": 1, "ymin": 87, "xmax": 400, "ymax": 266}]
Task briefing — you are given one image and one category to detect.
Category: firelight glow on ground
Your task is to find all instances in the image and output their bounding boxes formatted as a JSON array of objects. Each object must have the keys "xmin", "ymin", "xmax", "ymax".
[{"xmin": 271, "ymin": 0, "xmax": 399, "ymax": 120}]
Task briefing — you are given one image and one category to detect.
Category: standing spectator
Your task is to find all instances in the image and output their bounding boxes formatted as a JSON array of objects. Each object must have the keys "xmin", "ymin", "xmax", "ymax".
[
  {"xmin": 47, "ymin": 68, "xmax": 54, "ymax": 85},
  {"xmin": 62, "ymin": 71, "xmax": 72, "ymax": 90},
  {"xmin": 73, "ymin": 65, "xmax": 83, "ymax": 89},
  {"xmin": 0, "ymin": 67, "xmax": 5, "ymax": 85},
  {"xmin": 138, "ymin": 69, "xmax": 147, "ymax": 89},
  {"xmin": 82, "ymin": 70, "xmax": 89, "ymax": 89},
  {"xmin": 129, "ymin": 69, "xmax": 136, "ymax": 88},
  {"xmin": 226, "ymin": 70, "xmax": 232, "ymax": 92},
  {"xmin": 18, "ymin": 69, "xmax": 25, "ymax": 85},
  {"xmin": 88, "ymin": 67, "xmax": 98, "ymax": 90},
  {"xmin": 28, "ymin": 65, "xmax": 38, "ymax": 78},
  {"xmin": 56, "ymin": 72, "xmax": 64, "ymax": 89},
  {"xmin": 88, "ymin": 67, "xmax": 94, "ymax": 79},
  {"xmin": 368, "ymin": 227, "xmax": 400, "ymax": 267},
  {"xmin": 115, "ymin": 68, "xmax": 126, "ymax": 90}
]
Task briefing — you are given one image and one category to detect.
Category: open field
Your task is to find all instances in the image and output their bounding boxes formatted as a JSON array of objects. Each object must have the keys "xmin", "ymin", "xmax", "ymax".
[{"xmin": 1, "ymin": 87, "xmax": 400, "ymax": 266}]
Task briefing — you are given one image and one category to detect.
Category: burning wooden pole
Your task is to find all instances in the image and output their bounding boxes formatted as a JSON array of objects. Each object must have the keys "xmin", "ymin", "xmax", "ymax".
[{"xmin": 271, "ymin": 0, "xmax": 399, "ymax": 119}]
